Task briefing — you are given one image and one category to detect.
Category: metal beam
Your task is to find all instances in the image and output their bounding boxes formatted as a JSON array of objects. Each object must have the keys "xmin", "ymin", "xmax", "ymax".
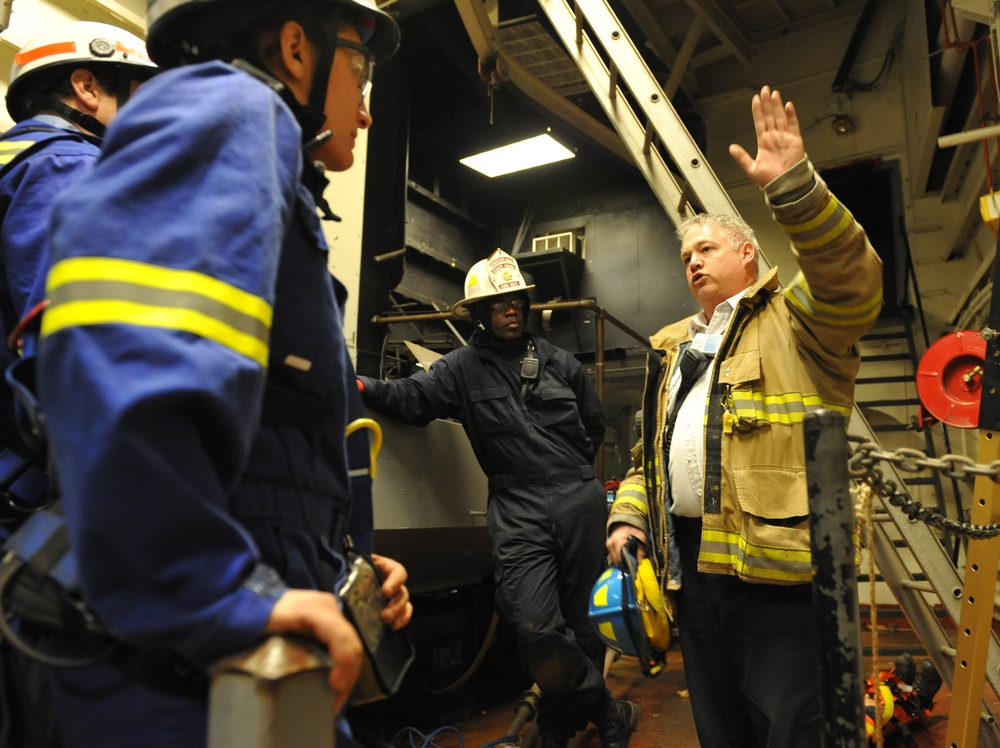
[
  {"xmin": 452, "ymin": 0, "xmax": 633, "ymax": 167},
  {"xmin": 45, "ymin": 0, "xmax": 145, "ymax": 36},
  {"xmin": 662, "ymin": 12, "xmax": 705, "ymax": 100},
  {"xmin": 678, "ymin": 0, "xmax": 752, "ymax": 66}
]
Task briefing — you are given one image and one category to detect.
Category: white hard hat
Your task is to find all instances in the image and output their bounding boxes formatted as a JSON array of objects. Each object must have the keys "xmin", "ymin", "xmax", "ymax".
[
  {"xmin": 147, "ymin": 0, "xmax": 401, "ymax": 67},
  {"xmin": 7, "ymin": 21, "xmax": 157, "ymax": 122},
  {"xmin": 452, "ymin": 249, "xmax": 535, "ymax": 319}
]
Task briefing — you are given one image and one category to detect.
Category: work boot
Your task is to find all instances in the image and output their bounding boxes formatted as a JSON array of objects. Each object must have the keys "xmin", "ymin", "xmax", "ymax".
[
  {"xmin": 597, "ymin": 698, "xmax": 640, "ymax": 748},
  {"xmin": 911, "ymin": 659, "xmax": 943, "ymax": 712},
  {"xmin": 893, "ymin": 652, "xmax": 916, "ymax": 685}
]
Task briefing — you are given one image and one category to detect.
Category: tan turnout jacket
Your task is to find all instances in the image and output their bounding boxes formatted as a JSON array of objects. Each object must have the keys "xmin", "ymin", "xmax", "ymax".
[{"xmin": 610, "ymin": 158, "xmax": 883, "ymax": 595}]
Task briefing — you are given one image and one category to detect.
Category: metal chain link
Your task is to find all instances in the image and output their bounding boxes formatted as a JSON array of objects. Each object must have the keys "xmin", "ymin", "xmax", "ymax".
[{"xmin": 847, "ymin": 436, "xmax": 1000, "ymax": 540}]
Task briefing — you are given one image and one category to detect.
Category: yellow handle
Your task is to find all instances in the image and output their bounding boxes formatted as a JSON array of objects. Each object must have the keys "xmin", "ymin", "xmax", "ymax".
[{"xmin": 345, "ymin": 417, "xmax": 383, "ymax": 480}]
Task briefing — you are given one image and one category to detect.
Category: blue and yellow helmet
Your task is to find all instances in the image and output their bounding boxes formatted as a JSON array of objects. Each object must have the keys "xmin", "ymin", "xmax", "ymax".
[{"xmin": 588, "ymin": 541, "xmax": 671, "ymax": 677}]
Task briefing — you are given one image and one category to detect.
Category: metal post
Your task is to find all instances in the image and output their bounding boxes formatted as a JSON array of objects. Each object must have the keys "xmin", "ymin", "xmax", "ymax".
[
  {"xmin": 805, "ymin": 410, "xmax": 866, "ymax": 747},
  {"xmin": 595, "ymin": 311, "xmax": 605, "ymax": 482},
  {"xmin": 208, "ymin": 635, "xmax": 336, "ymax": 748}
]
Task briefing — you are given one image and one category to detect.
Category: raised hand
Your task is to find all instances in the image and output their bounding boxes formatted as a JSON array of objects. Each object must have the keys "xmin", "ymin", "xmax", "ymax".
[{"xmin": 728, "ymin": 85, "xmax": 805, "ymax": 188}]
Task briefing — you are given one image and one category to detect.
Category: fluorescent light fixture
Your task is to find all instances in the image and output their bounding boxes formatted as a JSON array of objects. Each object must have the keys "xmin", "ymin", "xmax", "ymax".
[{"xmin": 460, "ymin": 134, "xmax": 575, "ymax": 177}]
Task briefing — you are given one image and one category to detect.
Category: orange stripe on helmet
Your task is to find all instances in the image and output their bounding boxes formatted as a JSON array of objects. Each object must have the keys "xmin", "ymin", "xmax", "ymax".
[
  {"xmin": 14, "ymin": 41, "xmax": 77, "ymax": 66},
  {"xmin": 114, "ymin": 40, "xmax": 151, "ymax": 63}
]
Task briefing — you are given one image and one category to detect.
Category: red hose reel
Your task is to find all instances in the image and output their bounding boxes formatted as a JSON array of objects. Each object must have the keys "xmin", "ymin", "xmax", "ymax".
[{"xmin": 915, "ymin": 330, "xmax": 986, "ymax": 429}]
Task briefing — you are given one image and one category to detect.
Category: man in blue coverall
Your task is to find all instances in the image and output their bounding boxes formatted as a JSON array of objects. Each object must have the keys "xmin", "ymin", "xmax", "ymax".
[
  {"xmin": 0, "ymin": 21, "xmax": 157, "ymax": 530},
  {"xmin": 29, "ymin": 1, "xmax": 413, "ymax": 746},
  {"xmin": 359, "ymin": 248, "xmax": 639, "ymax": 748}
]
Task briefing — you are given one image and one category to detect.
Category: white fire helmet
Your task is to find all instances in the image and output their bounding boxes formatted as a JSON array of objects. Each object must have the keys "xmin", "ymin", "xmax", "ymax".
[
  {"xmin": 146, "ymin": 0, "xmax": 401, "ymax": 68},
  {"xmin": 452, "ymin": 249, "xmax": 535, "ymax": 319},
  {"xmin": 7, "ymin": 21, "xmax": 157, "ymax": 123}
]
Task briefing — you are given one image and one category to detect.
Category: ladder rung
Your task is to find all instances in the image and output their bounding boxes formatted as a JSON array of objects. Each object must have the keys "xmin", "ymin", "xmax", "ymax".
[
  {"xmin": 856, "ymin": 398, "xmax": 920, "ymax": 408},
  {"xmin": 856, "ymin": 375, "xmax": 917, "ymax": 385},
  {"xmin": 861, "ymin": 353, "xmax": 914, "ymax": 363},
  {"xmin": 900, "ymin": 580, "xmax": 934, "ymax": 593},
  {"xmin": 863, "ymin": 330, "xmax": 909, "ymax": 341}
]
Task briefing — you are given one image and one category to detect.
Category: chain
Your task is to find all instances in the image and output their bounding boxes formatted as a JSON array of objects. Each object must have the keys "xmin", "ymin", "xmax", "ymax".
[{"xmin": 847, "ymin": 436, "xmax": 1000, "ymax": 540}]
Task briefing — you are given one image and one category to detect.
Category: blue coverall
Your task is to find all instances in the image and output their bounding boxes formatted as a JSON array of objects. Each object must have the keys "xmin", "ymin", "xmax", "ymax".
[
  {"xmin": 360, "ymin": 330, "xmax": 611, "ymax": 740},
  {"xmin": 0, "ymin": 116, "xmax": 99, "ymax": 525},
  {"xmin": 35, "ymin": 61, "xmax": 363, "ymax": 747}
]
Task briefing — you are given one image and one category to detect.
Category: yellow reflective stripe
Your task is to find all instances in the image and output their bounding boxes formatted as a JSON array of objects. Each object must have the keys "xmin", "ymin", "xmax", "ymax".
[
  {"xmin": 700, "ymin": 528, "xmax": 813, "ymax": 582},
  {"xmin": 783, "ymin": 275, "xmax": 883, "ymax": 328},
  {"xmin": 47, "ymin": 257, "xmax": 272, "ymax": 323},
  {"xmin": 43, "ymin": 257, "xmax": 272, "ymax": 367},
  {"xmin": 699, "ymin": 553, "xmax": 812, "ymax": 583},
  {"xmin": 613, "ymin": 485, "xmax": 647, "ymax": 505},
  {"xmin": 783, "ymin": 197, "xmax": 852, "ymax": 251},
  {"xmin": 611, "ymin": 494, "xmax": 648, "ymax": 516},
  {"xmin": 730, "ymin": 389, "xmax": 852, "ymax": 422},
  {"xmin": 0, "ymin": 140, "xmax": 36, "ymax": 164}
]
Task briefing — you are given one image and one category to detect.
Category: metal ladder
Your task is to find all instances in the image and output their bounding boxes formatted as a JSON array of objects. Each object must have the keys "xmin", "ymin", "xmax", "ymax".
[
  {"xmin": 450, "ymin": 0, "xmax": 1000, "ymax": 740},
  {"xmin": 855, "ymin": 312, "xmax": 964, "ymax": 562}
]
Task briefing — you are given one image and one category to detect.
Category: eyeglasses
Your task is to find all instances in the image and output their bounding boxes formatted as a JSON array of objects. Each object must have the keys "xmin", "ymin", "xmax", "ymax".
[
  {"xmin": 337, "ymin": 38, "xmax": 374, "ymax": 99},
  {"xmin": 489, "ymin": 298, "xmax": 526, "ymax": 313}
]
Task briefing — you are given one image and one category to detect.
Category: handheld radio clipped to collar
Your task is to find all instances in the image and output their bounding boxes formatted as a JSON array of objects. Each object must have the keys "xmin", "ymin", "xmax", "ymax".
[{"xmin": 520, "ymin": 339, "xmax": 539, "ymax": 381}]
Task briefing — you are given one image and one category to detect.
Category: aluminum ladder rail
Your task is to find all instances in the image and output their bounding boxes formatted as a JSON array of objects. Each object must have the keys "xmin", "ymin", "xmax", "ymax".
[
  {"xmin": 851, "ymin": 409, "xmax": 1000, "ymax": 746},
  {"xmin": 536, "ymin": 0, "xmax": 740, "ymax": 228},
  {"xmin": 451, "ymin": 0, "xmax": 1000, "ymax": 738}
]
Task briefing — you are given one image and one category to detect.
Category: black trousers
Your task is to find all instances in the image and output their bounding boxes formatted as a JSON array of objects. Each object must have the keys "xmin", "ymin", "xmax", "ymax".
[
  {"xmin": 488, "ymin": 476, "xmax": 610, "ymax": 739},
  {"xmin": 673, "ymin": 516, "xmax": 822, "ymax": 748}
]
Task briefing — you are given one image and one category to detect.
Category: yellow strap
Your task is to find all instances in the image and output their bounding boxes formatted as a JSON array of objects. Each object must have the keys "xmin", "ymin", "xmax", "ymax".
[{"xmin": 346, "ymin": 418, "xmax": 383, "ymax": 479}]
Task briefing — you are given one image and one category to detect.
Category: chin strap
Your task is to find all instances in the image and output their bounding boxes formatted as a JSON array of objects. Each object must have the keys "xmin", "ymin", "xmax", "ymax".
[
  {"xmin": 35, "ymin": 96, "xmax": 105, "ymax": 138},
  {"xmin": 231, "ymin": 59, "xmax": 341, "ymax": 222}
]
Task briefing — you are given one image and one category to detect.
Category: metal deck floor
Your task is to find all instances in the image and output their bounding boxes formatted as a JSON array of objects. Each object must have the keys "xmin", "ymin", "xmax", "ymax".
[{"xmin": 368, "ymin": 627, "xmax": 951, "ymax": 748}]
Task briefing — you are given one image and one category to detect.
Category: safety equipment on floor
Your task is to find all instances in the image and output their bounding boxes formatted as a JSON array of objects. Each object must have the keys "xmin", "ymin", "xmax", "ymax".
[
  {"xmin": 864, "ymin": 652, "xmax": 942, "ymax": 745},
  {"xmin": 453, "ymin": 249, "xmax": 535, "ymax": 319},
  {"xmin": 915, "ymin": 329, "xmax": 985, "ymax": 429},
  {"xmin": 146, "ymin": 0, "xmax": 401, "ymax": 68},
  {"xmin": 588, "ymin": 536, "xmax": 669, "ymax": 677},
  {"xmin": 6, "ymin": 21, "xmax": 157, "ymax": 125}
]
